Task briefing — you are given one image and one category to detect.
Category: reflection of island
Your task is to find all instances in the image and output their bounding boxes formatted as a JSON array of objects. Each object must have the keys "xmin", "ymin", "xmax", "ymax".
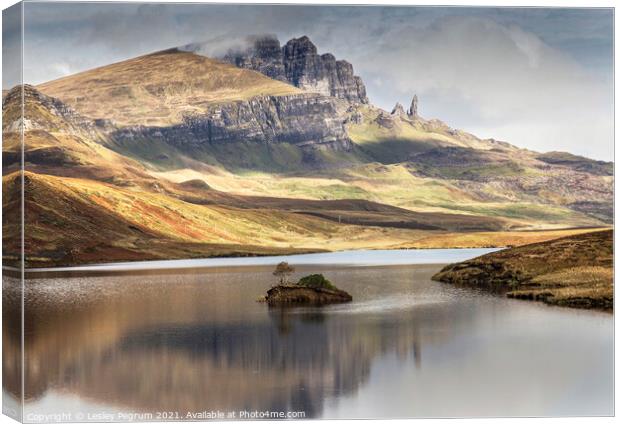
[{"xmin": 4, "ymin": 266, "xmax": 478, "ymax": 417}]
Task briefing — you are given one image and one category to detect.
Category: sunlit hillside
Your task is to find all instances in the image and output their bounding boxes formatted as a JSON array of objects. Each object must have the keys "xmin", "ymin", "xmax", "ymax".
[
  {"xmin": 3, "ymin": 170, "xmax": 599, "ymax": 268},
  {"xmin": 37, "ymin": 49, "xmax": 302, "ymax": 126},
  {"xmin": 0, "ymin": 38, "xmax": 611, "ymax": 267}
]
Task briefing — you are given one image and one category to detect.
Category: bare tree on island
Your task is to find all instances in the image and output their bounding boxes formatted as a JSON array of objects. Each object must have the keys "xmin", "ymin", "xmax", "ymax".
[{"xmin": 273, "ymin": 261, "xmax": 295, "ymax": 285}]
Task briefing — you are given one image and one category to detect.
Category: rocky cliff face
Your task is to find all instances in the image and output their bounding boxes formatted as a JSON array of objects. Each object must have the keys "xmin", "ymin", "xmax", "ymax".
[
  {"xmin": 221, "ymin": 35, "xmax": 368, "ymax": 104},
  {"xmin": 112, "ymin": 92, "xmax": 352, "ymax": 152},
  {"xmin": 391, "ymin": 102, "xmax": 405, "ymax": 116},
  {"xmin": 13, "ymin": 85, "xmax": 353, "ymax": 167},
  {"xmin": 408, "ymin": 95, "xmax": 419, "ymax": 119},
  {"xmin": 222, "ymin": 35, "xmax": 287, "ymax": 82}
]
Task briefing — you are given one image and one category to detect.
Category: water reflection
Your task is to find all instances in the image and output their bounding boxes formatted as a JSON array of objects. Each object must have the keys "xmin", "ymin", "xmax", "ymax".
[
  {"xmin": 2, "ymin": 264, "xmax": 613, "ymax": 419},
  {"xmin": 3, "ymin": 275, "xmax": 23, "ymax": 420}
]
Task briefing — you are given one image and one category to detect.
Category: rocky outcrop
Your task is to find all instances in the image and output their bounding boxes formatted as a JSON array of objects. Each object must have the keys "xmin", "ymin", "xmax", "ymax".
[
  {"xmin": 3, "ymin": 85, "xmax": 98, "ymax": 135},
  {"xmin": 221, "ymin": 35, "xmax": 368, "ymax": 104},
  {"xmin": 346, "ymin": 111, "xmax": 363, "ymax": 125},
  {"xmin": 18, "ymin": 63, "xmax": 352, "ymax": 155},
  {"xmin": 283, "ymin": 36, "xmax": 368, "ymax": 104},
  {"xmin": 222, "ymin": 35, "xmax": 287, "ymax": 82},
  {"xmin": 265, "ymin": 284, "xmax": 352, "ymax": 305},
  {"xmin": 391, "ymin": 103, "xmax": 405, "ymax": 116},
  {"xmin": 112, "ymin": 93, "xmax": 352, "ymax": 152},
  {"xmin": 374, "ymin": 111, "xmax": 396, "ymax": 129},
  {"xmin": 407, "ymin": 95, "xmax": 419, "ymax": 119}
]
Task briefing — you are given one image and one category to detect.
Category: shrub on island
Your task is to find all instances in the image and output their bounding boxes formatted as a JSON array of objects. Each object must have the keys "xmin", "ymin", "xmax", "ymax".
[
  {"xmin": 262, "ymin": 264, "xmax": 352, "ymax": 305},
  {"xmin": 297, "ymin": 274, "xmax": 336, "ymax": 290}
]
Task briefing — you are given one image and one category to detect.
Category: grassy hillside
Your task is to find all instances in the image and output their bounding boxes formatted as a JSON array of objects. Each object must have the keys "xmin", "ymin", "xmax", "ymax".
[
  {"xmin": 3, "ymin": 171, "xmax": 601, "ymax": 268},
  {"xmin": 433, "ymin": 230, "xmax": 613, "ymax": 310},
  {"xmin": 37, "ymin": 49, "xmax": 301, "ymax": 126},
  {"xmin": 148, "ymin": 160, "xmax": 606, "ymax": 229},
  {"xmin": 5, "ymin": 171, "xmax": 327, "ymax": 267},
  {"xmin": 2, "ymin": 86, "xmax": 161, "ymax": 187},
  {"xmin": 346, "ymin": 105, "xmax": 508, "ymax": 163},
  {"xmin": 4, "ymin": 171, "xmax": 448, "ymax": 266},
  {"xmin": 537, "ymin": 151, "xmax": 613, "ymax": 176},
  {"xmin": 112, "ymin": 133, "xmax": 366, "ymax": 175}
]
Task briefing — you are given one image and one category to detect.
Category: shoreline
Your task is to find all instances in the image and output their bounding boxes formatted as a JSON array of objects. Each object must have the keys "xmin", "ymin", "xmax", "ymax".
[
  {"xmin": 5, "ymin": 227, "xmax": 609, "ymax": 270},
  {"xmin": 11, "ymin": 247, "xmax": 500, "ymax": 278},
  {"xmin": 432, "ymin": 230, "xmax": 613, "ymax": 311}
]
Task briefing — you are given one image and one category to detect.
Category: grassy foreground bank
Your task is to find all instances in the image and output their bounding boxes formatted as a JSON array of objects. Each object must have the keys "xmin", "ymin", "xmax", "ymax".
[{"xmin": 432, "ymin": 230, "xmax": 613, "ymax": 310}]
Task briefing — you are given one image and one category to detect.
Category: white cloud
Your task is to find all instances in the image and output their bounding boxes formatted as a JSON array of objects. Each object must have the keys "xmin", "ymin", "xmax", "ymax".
[
  {"xmin": 50, "ymin": 62, "xmax": 74, "ymax": 77},
  {"xmin": 354, "ymin": 16, "xmax": 613, "ymax": 160}
]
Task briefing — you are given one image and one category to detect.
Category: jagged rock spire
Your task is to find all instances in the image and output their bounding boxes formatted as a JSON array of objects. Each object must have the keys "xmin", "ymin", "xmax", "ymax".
[
  {"xmin": 282, "ymin": 36, "xmax": 368, "ymax": 104},
  {"xmin": 391, "ymin": 102, "xmax": 405, "ymax": 116},
  {"xmin": 221, "ymin": 35, "xmax": 368, "ymax": 104},
  {"xmin": 407, "ymin": 94, "xmax": 419, "ymax": 118}
]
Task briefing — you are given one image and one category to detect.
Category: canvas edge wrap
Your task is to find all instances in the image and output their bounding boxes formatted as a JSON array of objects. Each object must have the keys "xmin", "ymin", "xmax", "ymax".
[{"xmin": 2, "ymin": 1, "xmax": 25, "ymax": 422}]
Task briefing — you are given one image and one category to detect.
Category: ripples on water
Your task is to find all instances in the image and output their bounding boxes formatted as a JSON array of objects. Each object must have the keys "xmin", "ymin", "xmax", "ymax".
[{"xmin": 2, "ymin": 253, "xmax": 614, "ymax": 420}]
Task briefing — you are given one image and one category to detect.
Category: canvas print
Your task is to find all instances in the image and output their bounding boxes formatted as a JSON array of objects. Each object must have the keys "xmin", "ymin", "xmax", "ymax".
[{"xmin": 2, "ymin": 2, "xmax": 614, "ymax": 421}]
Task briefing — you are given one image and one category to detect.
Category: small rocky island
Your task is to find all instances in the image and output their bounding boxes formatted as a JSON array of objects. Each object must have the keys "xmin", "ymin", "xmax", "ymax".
[
  {"xmin": 432, "ymin": 230, "xmax": 613, "ymax": 310},
  {"xmin": 262, "ymin": 262, "xmax": 352, "ymax": 305}
]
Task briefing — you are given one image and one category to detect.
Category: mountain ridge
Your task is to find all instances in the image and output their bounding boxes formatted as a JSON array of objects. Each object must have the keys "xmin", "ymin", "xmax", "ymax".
[
  {"xmin": 193, "ymin": 34, "xmax": 369, "ymax": 104},
  {"xmin": 28, "ymin": 40, "xmax": 613, "ymax": 225},
  {"xmin": 2, "ymin": 35, "xmax": 613, "ymax": 266},
  {"xmin": 16, "ymin": 79, "xmax": 612, "ymax": 224},
  {"xmin": 37, "ymin": 49, "xmax": 302, "ymax": 126}
]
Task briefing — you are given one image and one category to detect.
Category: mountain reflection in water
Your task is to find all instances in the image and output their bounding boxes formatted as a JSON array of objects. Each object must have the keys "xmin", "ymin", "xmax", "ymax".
[{"xmin": 3, "ymin": 262, "xmax": 613, "ymax": 419}]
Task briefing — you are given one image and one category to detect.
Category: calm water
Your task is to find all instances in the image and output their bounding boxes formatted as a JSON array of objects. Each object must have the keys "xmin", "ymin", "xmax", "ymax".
[
  {"xmin": 24, "ymin": 248, "xmax": 501, "ymax": 272},
  {"xmin": 2, "ymin": 250, "xmax": 613, "ymax": 421}
]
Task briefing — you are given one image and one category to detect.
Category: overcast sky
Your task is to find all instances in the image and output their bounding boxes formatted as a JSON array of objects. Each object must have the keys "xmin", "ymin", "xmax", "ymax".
[{"xmin": 2, "ymin": 3, "xmax": 614, "ymax": 160}]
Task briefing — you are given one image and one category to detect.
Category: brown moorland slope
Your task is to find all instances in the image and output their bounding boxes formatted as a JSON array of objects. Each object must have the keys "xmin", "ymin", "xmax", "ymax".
[
  {"xmin": 2, "ymin": 85, "xmax": 154, "ymax": 183},
  {"xmin": 432, "ymin": 230, "xmax": 613, "ymax": 310},
  {"xmin": 4, "ymin": 171, "xmax": 327, "ymax": 267},
  {"xmin": 3, "ymin": 171, "xmax": 602, "ymax": 268},
  {"xmin": 37, "ymin": 49, "xmax": 302, "ymax": 126}
]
